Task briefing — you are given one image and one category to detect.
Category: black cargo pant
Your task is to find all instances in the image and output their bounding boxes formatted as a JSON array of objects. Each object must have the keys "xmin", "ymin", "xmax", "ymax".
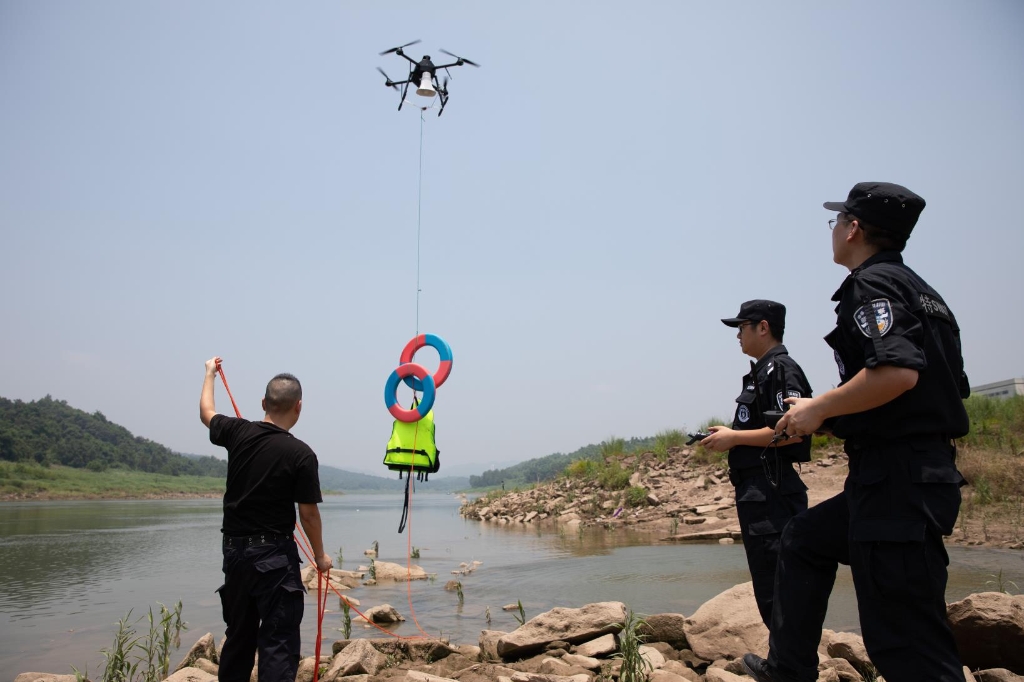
[
  {"xmin": 731, "ymin": 462, "xmax": 808, "ymax": 628},
  {"xmin": 766, "ymin": 438, "xmax": 965, "ymax": 682},
  {"xmin": 218, "ymin": 534, "xmax": 305, "ymax": 682}
]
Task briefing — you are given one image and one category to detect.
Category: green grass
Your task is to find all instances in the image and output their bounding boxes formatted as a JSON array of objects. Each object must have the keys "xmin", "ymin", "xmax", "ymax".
[
  {"xmin": 652, "ymin": 429, "xmax": 686, "ymax": 460},
  {"xmin": 0, "ymin": 461, "xmax": 225, "ymax": 499},
  {"xmin": 600, "ymin": 436, "xmax": 627, "ymax": 458}
]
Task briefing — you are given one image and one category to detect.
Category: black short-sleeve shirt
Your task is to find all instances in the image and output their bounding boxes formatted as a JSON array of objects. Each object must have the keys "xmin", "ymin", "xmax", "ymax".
[
  {"xmin": 825, "ymin": 251, "xmax": 970, "ymax": 440},
  {"xmin": 210, "ymin": 414, "xmax": 323, "ymax": 536},
  {"xmin": 729, "ymin": 344, "xmax": 813, "ymax": 470}
]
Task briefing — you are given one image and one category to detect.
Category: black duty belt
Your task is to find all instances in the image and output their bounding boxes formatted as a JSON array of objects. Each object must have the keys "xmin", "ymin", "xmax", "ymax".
[{"xmin": 223, "ymin": 532, "xmax": 293, "ymax": 548}]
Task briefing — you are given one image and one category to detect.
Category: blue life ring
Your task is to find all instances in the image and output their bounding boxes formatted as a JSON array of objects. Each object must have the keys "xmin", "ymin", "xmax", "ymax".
[
  {"xmin": 384, "ymin": 363, "xmax": 435, "ymax": 422},
  {"xmin": 400, "ymin": 333, "xmax": 453, "ymax": 391}
]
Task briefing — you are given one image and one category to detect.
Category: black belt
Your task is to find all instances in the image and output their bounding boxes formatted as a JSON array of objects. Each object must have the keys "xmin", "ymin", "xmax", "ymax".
[{"xmin": 223, "ymin": 532, "xmax": 293, "ymax": 548}]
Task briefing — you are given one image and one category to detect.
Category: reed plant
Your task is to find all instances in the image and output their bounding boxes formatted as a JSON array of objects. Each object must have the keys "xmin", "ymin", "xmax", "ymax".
[
  {"xmin": 341, "ymin": 599, "xmax": 352, "ymax": 639},
  {"xmin": 612, "ymin": 609, "xmax": 652, "ymax": 682},
  {"xmin": 92, "ymin": 601, "xmax": 187, "ymax": 682}
]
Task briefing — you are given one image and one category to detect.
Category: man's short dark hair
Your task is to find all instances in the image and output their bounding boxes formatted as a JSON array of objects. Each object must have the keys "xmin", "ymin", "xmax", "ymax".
[
  {"xmin": 265, "ymin": 373, "xmax": 302, "ymax": 413},
  {"xmin": 854, "ymin": 215, "xmax": 908, "ymax": 253}
]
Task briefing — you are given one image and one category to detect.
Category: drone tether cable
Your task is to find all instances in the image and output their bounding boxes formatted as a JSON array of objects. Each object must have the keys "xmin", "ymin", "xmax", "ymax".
[{"xmin": 416, "ymin": 109, "xmax": 424, "ymax": 336}]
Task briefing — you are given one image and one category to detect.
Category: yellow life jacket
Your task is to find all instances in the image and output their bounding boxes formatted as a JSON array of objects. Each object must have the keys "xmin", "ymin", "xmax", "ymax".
[{"xmin": 383, "ymin": 400, "xmax": 440, "ymax": 481}]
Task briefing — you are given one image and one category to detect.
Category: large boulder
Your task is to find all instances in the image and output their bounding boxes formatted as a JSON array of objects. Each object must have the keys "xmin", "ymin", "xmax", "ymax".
[
  {"xmin": 321, "ymin": 639, "xmax": 388, "ymax": 680},
  {"xmin": 174, "ymin": 632, "xmax": 218, "ymax": 672},
  {"xmin": 480, "ymin": 630, "xmax": 508, "ymax": 662},
  {"xmin": 640, "ymin": 613, "xmax": 689, "ymax": 648},
  {"xmin": 14, "ymin": 676, "xmax": 79, "ymax": 682},
  {"xmin": 682, "ymin": 582, "xmax": 768, "ymax": 661},
  {"xmin": 358, "ymin": 603, "xmax": 405, "ymax": 624},
  {"xmin": 496, "ymin": 602, "xmax": 626, "ymax": 660},
  {"xmin": 818, "ymin": 657, "xmax": 864, "ymax": 682},
  {"xmin": 371, "ymin": 560, "xmax": 428, "ymax": 581},
  {"xmin": 974, "ymin": 670, "xmax": 1024, "ymax": 682},
  {"xmin": 826, "ymin": 632, "xmax": 875, "ymax": 679},
  {"xmin": 163, "ymin": 668, "xmax": 218, "ymax": 682},
  {"xmin": 948, "ymin": 592, "xmax": 1024, "ymax": 674}
]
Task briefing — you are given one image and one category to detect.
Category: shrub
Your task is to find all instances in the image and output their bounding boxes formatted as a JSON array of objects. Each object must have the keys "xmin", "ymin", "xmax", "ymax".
[
  {"xmin": 625, "ymin": 486, "xmax": 648, "ymax": 508},
  {"xmin": 598, "ymin": 462, "xmax": 631, "ymax": 490}
]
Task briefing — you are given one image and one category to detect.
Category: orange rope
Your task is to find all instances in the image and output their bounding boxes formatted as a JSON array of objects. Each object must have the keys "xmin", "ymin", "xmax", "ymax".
[
  {"xmin": 217, "ymin": 362, "xmax": 425, "ymax": 643},
  {"xmin": 403, "ymin": 413, "xmax": 431, "ymax": 637}
]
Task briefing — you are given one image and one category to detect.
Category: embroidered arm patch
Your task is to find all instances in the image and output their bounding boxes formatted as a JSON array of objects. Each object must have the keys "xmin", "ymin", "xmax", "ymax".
[{"xmin": 854, "ymin": 298, "xmax": 894, "ymax": 338}]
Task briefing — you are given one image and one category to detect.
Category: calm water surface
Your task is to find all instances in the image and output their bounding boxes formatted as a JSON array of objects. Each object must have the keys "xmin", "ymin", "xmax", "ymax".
[{"xmin": 2, "ymin": 494, "xmax": 1022, "ymax": 681}]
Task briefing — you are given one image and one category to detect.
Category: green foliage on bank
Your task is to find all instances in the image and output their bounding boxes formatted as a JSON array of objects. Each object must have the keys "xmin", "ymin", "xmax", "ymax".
[
  {"xmin": 0, "ymin": 396, "xmax": 227, "ymax": 477},
  {"xmin": 0, "ymin": 460, "xmax": 225, "ymax": 499},
  {"xmin": 468, "ymin": 435, "xmax": 659, "ymax": 489}
]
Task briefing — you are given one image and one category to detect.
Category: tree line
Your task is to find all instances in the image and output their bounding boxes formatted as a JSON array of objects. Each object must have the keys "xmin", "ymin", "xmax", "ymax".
[
  {"xmin": 0, "ymin": 395, "xmax": 227, "ymax": 477},
  {"xmin": 469, "ymin": 435, "xmax": 657, "ymax": 489}
]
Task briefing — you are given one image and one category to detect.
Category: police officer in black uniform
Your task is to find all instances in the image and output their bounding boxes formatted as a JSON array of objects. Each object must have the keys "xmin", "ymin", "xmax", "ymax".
[
  {"xmin": 742, "ymin": 183, "xmax": 970, "ymax": 682},
  {"xmin": 200, "ymin": 357, "xmax": 333, "ymax": 682},
  {"xmin": 702, "ymin": 300, "xmax": 812, "ymax": 627}
]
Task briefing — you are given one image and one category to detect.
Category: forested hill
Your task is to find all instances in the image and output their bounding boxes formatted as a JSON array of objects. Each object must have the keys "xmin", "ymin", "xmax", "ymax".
[
  {"xmin": 0, "ymin": 396, "xmax": 227, "ymax": 477},
  {"xmin": 469, "ymin": 435, "xmax": 659, "ymax": 489}
]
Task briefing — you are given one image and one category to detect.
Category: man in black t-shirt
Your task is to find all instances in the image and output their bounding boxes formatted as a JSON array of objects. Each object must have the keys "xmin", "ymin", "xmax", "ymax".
[
  {"xmin": 700, "ymin": 300, "xmax": 811, "ymax": 627},
  {"xmin": 742, "ymin": 184, "xmax": 969, "ymax": 682},
  {"xmin": 200, "ymin": 357, "xmax": 332, "ymax": 682}
]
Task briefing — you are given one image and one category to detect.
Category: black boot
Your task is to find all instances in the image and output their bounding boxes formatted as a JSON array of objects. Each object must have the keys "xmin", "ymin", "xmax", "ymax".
[{"xmin": 741, "ymin": 653, "xmax": 795, "ymax": 682}]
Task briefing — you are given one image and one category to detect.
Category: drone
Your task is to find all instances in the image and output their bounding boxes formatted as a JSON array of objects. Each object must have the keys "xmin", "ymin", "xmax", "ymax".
[{"xmin": 376, "ymin": 40, "xmax": 480, "ymax": 117}]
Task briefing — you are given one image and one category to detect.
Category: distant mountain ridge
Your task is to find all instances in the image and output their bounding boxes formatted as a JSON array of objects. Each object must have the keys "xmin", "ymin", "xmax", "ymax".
[
  {"xmin": 0, "ymin": 395, "xmax": 227, "ymax": 477},
  {"xmin": 0, "ymin": 395, "xmax": 468, "ymax": 491}
]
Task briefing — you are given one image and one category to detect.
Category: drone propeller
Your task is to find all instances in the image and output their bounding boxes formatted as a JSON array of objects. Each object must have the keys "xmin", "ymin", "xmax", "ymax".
[
  {"xmin": 376, "ymin": 67, "xmax": 399, "ymax": 91},
  {"xmin": 439, "ymin": 48, "xmax": 480, "ymax": 67},
  {"xmin": 379, "ymin": 39, "xmax": 421, "ymax": 56}
]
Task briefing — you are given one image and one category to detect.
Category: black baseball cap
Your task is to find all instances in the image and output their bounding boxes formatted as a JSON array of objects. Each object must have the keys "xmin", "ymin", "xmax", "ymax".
[
  {"xmin": 823, "ymin": 182, "xmax": 926, "ymax": 238},
  {"xmin": 722, "ymin": 299, "xmax": 786, "ymax": 336}
]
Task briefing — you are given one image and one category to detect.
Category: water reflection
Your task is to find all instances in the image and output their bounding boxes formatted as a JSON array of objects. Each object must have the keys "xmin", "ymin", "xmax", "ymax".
[{"xmin": 1, "ymin": 495, "xmax": 1021, "ymax": 681}]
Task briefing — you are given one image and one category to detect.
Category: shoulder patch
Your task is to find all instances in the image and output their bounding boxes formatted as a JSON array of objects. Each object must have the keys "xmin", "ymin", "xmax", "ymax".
[
  {"xmin": 854, "ymin": 298, "xmax": 894, "ymax": 338},
  {"xmin": 776, "ymin": 390, "xmax": 801, "ymax": 410}
]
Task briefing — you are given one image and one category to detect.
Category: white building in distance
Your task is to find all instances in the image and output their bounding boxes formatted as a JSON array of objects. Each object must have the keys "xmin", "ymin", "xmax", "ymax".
[{"xmin": 971, "ymin": 378, "xmax": 1024, "ymax": 399}]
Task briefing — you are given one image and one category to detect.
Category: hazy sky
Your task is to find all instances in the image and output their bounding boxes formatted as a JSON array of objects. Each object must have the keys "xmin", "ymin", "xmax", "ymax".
[{"xmin": 2, "ymin": 1, "xmax": 1022, "ymax": 477}]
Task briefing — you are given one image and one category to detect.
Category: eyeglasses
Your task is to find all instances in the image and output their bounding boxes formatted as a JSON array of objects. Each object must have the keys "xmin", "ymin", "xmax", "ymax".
[
  {"xmin": 829, "ymin": 214, "xmax": 854, "ymax": 230},
  {"xmin": 737, "ymin": 321, "xmax": 756, "ymax": 332}
]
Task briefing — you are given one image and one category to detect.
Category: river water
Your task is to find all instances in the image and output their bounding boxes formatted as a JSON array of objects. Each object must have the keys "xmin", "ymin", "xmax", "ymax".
[{"xmin": 2, "ymin": 494, "xmax": 1022, "ymax": 681}]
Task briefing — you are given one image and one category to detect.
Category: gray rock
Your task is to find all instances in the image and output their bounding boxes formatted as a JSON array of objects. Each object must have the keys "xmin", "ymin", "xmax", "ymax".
[
  {"xmin": 948, "ymin": 592, "xmax": 1024, "ymax": 674},
  {"xmin": 574, "ymin": 633, "xmax": 617, "ymax": 658},
  {"xmin": 162, "ymin": 669, "xmax": 218, "ymax": 682},
  {"xmin": 562, "ymin": 653, "xmax": 602, "ymax": 670},
  {"xmin": 975, "ymin": 669, "xmax": 1024, "ymax": 682},
  {"xmin": 826, "ymin": 632, "xmax": 875, "ymax": 679},
  {"xmin": 321, "ymin": 638, "xmax": 387, "ymax": 680},
  {"xmin": 682, "ymin": 582, "xmax": 768, "ymax": 661},
  {"xmin": 174, "ymin": 632, "xmax": 218, "ymax": 672},
  {"xmin": 497, "ymin": 602, "xmax": 626, "ymax": 660},
  {"xmin": 480, "ymin": 630, "xmax": 508, "ymax": 662},
  {"xmin": 818, "ymin": 657, "xmax": 864, "ymax": 682},
  {"xmin": 640, "ymin": 613, "xmax": 689, "ymax": 648},
  {"xmin": 14, "ymin": 676, "xmax": 80, "ymax": 682}
]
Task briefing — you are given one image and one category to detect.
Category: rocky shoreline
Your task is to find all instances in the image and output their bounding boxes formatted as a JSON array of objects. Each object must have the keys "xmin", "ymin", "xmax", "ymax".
[
  {"xmin": 457, "ymin": 445, "xmax": 1024, "ymax": 551},
  {"xmin": 17, "ymin": 584, "xmax": 1023, "ymax": 682}
]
